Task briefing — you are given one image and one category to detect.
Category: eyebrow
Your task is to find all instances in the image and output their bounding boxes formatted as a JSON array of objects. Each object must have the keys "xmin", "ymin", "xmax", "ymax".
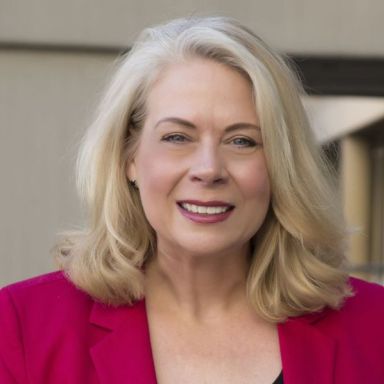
[{"xmin": 154, "ymin": 117, "xmax": 260, "ymax": 133}]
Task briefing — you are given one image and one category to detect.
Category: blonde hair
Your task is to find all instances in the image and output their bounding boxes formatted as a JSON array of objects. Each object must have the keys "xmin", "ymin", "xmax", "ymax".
[{"xmin": 56, "ymin": 16, "xmax": 352, "ymax": 322}]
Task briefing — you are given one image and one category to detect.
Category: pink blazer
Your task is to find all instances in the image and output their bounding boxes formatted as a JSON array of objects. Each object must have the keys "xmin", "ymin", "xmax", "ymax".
[{"xmin": 0, "ymin": 271, "xmax": 383, "ymax": 383}]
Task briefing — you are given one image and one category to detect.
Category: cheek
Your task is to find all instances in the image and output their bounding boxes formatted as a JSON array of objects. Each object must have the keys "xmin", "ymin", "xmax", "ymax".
[
  {"xmin": 138, "ymin": 149, "xmax": 178, "ymax": 189},
  {"xmin": 238, "ymin": 158, "xmax": 271, "ymax": 201},
  {"xmin": 135, "ymin": 145, "xmax": 181, "ymax": 217}
]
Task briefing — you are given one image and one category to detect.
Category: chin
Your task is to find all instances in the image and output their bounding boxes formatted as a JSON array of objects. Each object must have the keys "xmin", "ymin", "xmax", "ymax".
[{"xmin": 172, "ymin": 235, "xmax": 250, "ymax": 259}]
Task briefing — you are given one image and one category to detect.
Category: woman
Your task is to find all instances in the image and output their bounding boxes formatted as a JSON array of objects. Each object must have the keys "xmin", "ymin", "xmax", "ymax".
[{"xmin": 1, "ymin": 16, "xmax": 383, "ymax": 384}]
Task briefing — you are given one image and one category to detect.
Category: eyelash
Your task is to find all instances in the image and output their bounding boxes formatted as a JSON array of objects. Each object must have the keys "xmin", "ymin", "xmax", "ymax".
[
  {"xmin": 161, "ymin": 133, "xmax": 190, "ymax": 143},
  {"xmin": 228, "ymin": 136, "xmax": 257, "ymax": 147},
  {"xmin": 161, "ymin": 134, "xmax": 259, "ymax": 148}
]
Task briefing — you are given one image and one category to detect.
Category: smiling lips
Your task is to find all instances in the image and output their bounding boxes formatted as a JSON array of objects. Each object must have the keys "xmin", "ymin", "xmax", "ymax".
[{"xmin": 177, "ymin": 200, "xmax": 234, "ymax": 223}]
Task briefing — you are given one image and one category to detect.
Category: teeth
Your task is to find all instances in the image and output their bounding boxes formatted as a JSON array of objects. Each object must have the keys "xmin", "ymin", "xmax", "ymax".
[{"xmin": 181, "ymin": 203, "xmax": 230, "ymax": 215}]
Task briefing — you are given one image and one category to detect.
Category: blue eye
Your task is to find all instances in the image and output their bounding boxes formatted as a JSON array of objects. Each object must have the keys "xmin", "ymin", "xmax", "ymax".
[
  {"xmin": 230, "ymin": 137, "xmax": 257, "ymax": 147},
  {"xmin": 162, "ymin": 134, "xmax": 189, "ymax": 143}
]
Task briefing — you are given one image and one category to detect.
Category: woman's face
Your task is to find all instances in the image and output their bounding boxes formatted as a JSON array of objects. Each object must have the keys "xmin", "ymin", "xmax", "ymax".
[{"xmin": 128, "ymin": 58, "xmax": 270, "ymax": 258}]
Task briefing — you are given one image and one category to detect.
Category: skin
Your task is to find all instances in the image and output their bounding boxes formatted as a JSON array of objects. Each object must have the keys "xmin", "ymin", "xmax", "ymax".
[{"xmin": 128, "ymin": 58, "xmax": 281, "ymax": 383}]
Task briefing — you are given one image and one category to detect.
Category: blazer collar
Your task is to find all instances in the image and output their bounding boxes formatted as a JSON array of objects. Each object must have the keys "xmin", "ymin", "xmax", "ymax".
[
  {"xmin": 89, "ymin": 299, "xmax": 337, "ymax": 384},
  {"xmin": 278, "ymin": 308, "xmax": 336, "ymax": 384},
  {"xmin": 89, "ymin": 299, "xmax": 157, "ymax": 384}
]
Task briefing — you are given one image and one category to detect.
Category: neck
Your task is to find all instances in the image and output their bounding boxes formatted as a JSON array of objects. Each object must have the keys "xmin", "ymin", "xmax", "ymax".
[{"xmin": 144, "ymin": 245, "xmax": 251, "ymax": 323}]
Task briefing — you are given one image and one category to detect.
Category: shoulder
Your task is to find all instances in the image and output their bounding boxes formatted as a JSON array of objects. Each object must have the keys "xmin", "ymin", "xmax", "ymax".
[
  {"xmin": 2, "ymin": 270, "xmax": 77, "ymax": 293},
  {"xmin": 280, "ymin": 278, "xmax": 384, "ymax": 380},
  {"xmin": 349, "ymin": 276, "xmax": 384, "ymax": 298},
  {"xmin": 308, "ymin": 277, "xmax": 384, "ymax": 337},
  {"xmin": 0, "ymin": 272, "xmax": 96, "ymax": 382},
  {"xmin": 0, "ymin": 271, "xmax": 93, "ymax": 324},
  {"xmin": 341, "ymin": 277, "xmax": 384, "ymax": 317},
  {"xmin": 1, "ymin": 270, "xmax": 88, "ymax": 301},
  {"xmin": 290, "ymin": 277, "xmax": 384, "ymax": 331}
]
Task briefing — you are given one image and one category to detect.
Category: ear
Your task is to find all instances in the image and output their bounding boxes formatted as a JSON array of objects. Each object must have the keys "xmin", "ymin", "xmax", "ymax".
[{"xmin": 127, "ymin": 160, "xmax": 137, "ymax": 182}]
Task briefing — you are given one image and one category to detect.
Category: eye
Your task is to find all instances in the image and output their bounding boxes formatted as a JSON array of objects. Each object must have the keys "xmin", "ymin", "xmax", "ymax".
[
  {"xmin": 161, "ymin": 133, "xmax": 190, "ymax": 143},
  {"xmin": 229, "ymin": 136, "xmax": 258, "ymax": 148}
]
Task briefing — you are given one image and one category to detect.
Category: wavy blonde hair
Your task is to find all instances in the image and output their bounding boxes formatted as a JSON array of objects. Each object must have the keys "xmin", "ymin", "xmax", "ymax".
[{"xmin": 56, "ymin": 16, "xmax": 352, "ymax": 322}]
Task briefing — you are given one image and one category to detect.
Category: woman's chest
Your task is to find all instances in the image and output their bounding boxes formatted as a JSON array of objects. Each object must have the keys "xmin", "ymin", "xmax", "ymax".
[{"xmin": 149, "ymin": 318, "xmax": 282, "ymax": 384}]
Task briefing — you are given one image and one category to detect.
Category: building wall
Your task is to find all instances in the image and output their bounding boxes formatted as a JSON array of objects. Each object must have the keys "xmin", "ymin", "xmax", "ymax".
[
  {"xmin": 0, "ymin": 50, "xmax": 116, "ymax": 284},
  {"xmin": 2, "ymin": 0, "xmax": 384, "ymax": 55}
]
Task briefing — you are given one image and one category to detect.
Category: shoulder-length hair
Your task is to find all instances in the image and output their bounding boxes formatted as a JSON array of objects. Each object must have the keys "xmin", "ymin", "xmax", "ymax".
[{"xmin": 56, "ymin": 16, "xmax": 352, "ymax": 322}]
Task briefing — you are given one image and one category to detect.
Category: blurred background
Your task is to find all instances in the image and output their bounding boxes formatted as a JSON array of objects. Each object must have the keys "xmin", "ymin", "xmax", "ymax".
[{"xmin": 1, "ymin": 0, "xmax": 383, "ymax": 286}]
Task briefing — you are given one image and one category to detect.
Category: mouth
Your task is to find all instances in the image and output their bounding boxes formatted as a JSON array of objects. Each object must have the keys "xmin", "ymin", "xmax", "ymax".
[{"xmin": 177, "ymin": 200, "xmax": 235, "ymax": 216}]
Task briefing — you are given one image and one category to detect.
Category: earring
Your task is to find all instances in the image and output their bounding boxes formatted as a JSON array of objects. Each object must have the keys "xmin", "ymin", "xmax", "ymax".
[{"xmin": 129, "ymin": 179, "xmax": 138, "ymax": 189}]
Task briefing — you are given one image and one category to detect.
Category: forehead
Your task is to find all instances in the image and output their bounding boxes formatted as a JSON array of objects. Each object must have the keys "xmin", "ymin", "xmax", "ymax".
[{"xmin": 144, "ymin": 58, "xmax": 259, "ymax": 126}]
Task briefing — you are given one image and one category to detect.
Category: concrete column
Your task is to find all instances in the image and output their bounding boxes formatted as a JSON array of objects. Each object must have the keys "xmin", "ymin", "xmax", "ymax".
[
  {"xmin": 341, "ymin": 135, "xmax": 371, "ymax": 275},
  {"xmin": 370, "ymin": 146, "xmax": 384, "ymax": 275}
]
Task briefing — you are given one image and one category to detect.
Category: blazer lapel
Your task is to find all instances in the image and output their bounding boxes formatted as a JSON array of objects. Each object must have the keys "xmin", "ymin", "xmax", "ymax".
[
  {"xmin": 89, "ymin": 297, "xmax": 336, "ymax": 384},
  {"xmin": 89, "ymin": 299, "xmax": 157, "ymax": 384},
  {"xmin": 278, "ymin": 311, "xmax": 336, "ymax": 384}
]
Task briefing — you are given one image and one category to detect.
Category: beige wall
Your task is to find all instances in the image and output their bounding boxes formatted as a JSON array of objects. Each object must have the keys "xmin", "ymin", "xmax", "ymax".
[
  {"xmin": 1, "ymin": 1, "xmax": 383, "ymax": 285},
  {"xmin": 2, "ymin": 0, "xmax": 384, "ymax": 55},
  {"xmin": 0, "ymin": 50, "xmax": 116, "ymax": 284}
]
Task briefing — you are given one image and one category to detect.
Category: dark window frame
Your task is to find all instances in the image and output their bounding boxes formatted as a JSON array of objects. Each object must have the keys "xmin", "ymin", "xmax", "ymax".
[{"xmin": 290, "ymin": 55, "xmax": 384, "ymax": 97}]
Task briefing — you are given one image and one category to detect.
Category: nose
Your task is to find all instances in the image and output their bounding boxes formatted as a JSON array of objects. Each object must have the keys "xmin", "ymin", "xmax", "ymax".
[{"xmin": 189, "ymin": 142, "xmax": 228, "ymax": 185}]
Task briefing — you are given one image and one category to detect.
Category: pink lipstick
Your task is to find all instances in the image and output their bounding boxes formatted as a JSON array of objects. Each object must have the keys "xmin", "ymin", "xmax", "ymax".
[{"xmin": 177, "ymin": 200, "xmax": 234, "ymax": 224}]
